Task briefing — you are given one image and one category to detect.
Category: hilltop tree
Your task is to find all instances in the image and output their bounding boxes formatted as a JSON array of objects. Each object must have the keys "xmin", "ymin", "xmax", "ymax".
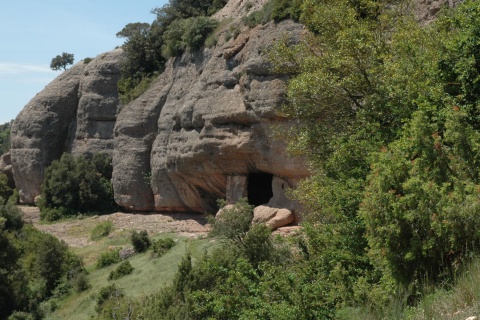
[{"xmin": 50, "ymin": 52, "xmax": 74, "ymax": 71}]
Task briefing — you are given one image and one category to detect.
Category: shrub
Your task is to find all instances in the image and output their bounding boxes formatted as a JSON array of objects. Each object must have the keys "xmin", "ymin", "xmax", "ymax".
[
  {"xmin": 72, "ymin": 272, "xmax": 90, "ymax": 293},
  {"xmin": 40, "ymin": 153, "xmax": 117, "ymax": 221},
  {"xmin": 96, "ymin": 284, "xmax": 124, "ymax": 313},
  {"xmin": 108, "ymin": 261, "xmax": 134, "ymax": 280},
  {"xmin": 83, "ymin": 57, "xmax": 93, "ymax": 64},
  {"xmin": 0, "ymin": 173, "xmax": 12, "ymax": 203},
  {"xmin": 96, "ymin": 249, "xmax": 120, "ymax": 269},
  {"xmin": 131, "ymin": 230, "xmax": 151, "ymax": 253},
  {"xmin": 162, "ymin": 16, "xmax": 218, "ymax": 58},
  {"xmin": 90, "ymin": 221, "xmax": 113, "ymax": 240},
  {"xmin": 0, "ymin": 202, "xmax": 23, "ymax": 231},
  {"xmin": 151, "ymin": 237, "xmax": 176, "ymax": 257},
  {"xmin": 209, "ymin": 198, "xmax": 253, "ymax": 246},
  {"xmin": 117, "ymin": 74, "xmax": 156, "ymax": 104},
  {"xmin": 0, "ymin": 121, "xmax": 11, "ymax": 156}
]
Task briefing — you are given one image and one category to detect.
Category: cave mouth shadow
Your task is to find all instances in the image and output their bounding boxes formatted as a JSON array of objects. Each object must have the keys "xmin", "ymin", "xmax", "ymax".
[{"xmin": 247, "ymin": 172, "xmax": 273, "ymax": 207}]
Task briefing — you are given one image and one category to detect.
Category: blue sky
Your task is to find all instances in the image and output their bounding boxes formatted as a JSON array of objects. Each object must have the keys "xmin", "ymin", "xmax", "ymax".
[{"xmin": 0, "ymin": 0, "xmax": 168, "ymax": 124}]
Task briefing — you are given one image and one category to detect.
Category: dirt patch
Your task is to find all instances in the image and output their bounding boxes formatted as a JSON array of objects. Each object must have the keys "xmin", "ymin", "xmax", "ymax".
[{"xmin": 18, "ymin": 206, "xmax": 210, "ymax": 248}]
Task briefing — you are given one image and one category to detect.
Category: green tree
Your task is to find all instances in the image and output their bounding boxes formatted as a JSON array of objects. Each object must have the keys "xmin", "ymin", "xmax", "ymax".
[
  {"xmin": 40, "ymin": 153, "xmax": 117, "ymax": 220},
  {"xmin": 0, "ymin": 121, "xmax": 11, "ymax": 156},
  {"xmin": 360, "ymin": 0, "xmax": 480, "ymax": 287},
  {"xmin": 50, "ymin": 52, "xmax": 74, "ymax": 71}
]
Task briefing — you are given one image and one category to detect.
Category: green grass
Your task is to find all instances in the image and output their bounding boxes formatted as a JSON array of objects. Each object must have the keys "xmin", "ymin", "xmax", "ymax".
[{"xmin": 47, "ymin": 233, "xmax": 214, "ymax": 320}]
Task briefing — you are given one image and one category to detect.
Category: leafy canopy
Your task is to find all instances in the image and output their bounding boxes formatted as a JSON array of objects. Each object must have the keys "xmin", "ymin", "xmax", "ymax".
[{"xmin": 50, "ymin": 52, "xmax": 74, "ymax": 71}]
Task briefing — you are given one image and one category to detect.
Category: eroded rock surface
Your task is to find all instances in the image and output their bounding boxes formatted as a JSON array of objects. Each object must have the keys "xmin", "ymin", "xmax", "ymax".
[
  {"xmin": 113, "ymin": 20, "xmax": 308, "ymax": 212},
  {"xmin": 10, "ymin": 50, "xmax": 122, "ymax": 204}
]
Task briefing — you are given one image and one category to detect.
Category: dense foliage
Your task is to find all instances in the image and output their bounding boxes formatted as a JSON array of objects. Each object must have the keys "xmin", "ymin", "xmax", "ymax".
[
  {"xmin": 91, "ymin": 1, "xmax": 480, "ymax": 317},
  {"xmin": 130, "ymin": 230, "xmax": 151, "ymax": 253},
  {"xmin": 39, "ymin": 153, "xmax": 117, "ymax": 221},
  {"xmin": 0, "ymin": 121, "xmax": 11, "ymax": 156},
  {"xmin": 267, "ymin": 0, "xmax": 480, "ymax": 311},
  {"xmin": 117, "ymin": 0, "xmax": 226, "ymax": 103},
  {"xmin": 50, "ymin": 52, "xmax": 74, "ymax": 71},
  {"xmin": 0, "ymin": 202, "xmax": 86, "ymax": 319}
]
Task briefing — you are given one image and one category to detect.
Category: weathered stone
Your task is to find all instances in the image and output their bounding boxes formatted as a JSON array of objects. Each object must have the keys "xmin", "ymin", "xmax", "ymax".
[
  {"xmin": 10, "ymin": 50, "xmax": 122, "ymax": 204},
  {"xmin": 115, "ymin": 19, "xmax": 309, "ymax": 213},
  {"xmin": 253, "ymin": 205, "xmax": 294, "ymax": 230}
]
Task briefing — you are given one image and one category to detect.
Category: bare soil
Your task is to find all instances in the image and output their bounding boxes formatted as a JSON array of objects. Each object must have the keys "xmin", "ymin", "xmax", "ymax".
[{"xmin": 18, "ymin": 206, "xmax": 210, "ymax": 248}]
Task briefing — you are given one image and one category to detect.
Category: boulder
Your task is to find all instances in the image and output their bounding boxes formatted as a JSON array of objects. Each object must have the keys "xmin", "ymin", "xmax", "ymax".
[{"xmin": 253, "ymin": 205, "xmax": 295, "ymax": 230}]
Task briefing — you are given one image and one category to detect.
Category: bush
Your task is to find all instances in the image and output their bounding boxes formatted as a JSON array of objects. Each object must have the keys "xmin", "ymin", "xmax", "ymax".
[
  {"xmin": 209, "ymin": 198, "xmax": 253, "ymax": 246},
  {"xmin": 90, "ymin": 221, "xmax": 114, "ymax": 240},
  {"xmin": 0, "ymin": 202, "xmax": 23, "ymax": 231},
  {"xmin": 108, "ymin": 261, "xmax": 134, "ymax": 280},
  {"xmin": 162, "ymin": 16, "xmax": 218, "ymax": 58},
  {"xmin": 96, "ymin": 284, "xmax": 124, "ymax": 313},
  {"xmin": 131, "ymin": 230, "xmax": 151, "ymax": 253},
  {"xmin": 151, "ymin": 237, "xmax": 176, "ymax": 257},
  {"xmin": 96, "ymin": 249, "xmax": 120, "ymax": 269},
  {"xmin": 0, "ymin": 121, "xmax": 11, "ymax": 156},
  {"xmin": 72, "ymin": 272, "xmax": 90, "ymax": 293},
  {"xmin": 40, "ymin": 153, "xmax": 117, "ymax": 221},
  {"xmin": 0, "ymin": 173, "xmax": 12, "ymax": 203}
]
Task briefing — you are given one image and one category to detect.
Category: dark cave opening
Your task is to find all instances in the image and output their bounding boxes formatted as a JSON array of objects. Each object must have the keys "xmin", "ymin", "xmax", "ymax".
[{"xmin": 247, "ymin": 172, "xmax": 273, "ymax": 206}]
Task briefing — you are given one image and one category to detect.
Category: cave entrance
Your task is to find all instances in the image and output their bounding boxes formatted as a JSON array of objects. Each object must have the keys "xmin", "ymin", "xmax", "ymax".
[{"xmin": 247, "ymin": 172, "xmax": 273, "ymax": 206}]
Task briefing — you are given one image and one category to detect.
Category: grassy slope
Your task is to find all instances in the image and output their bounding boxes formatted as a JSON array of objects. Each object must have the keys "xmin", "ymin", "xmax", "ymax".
[{"xmin": 46, "ymin": 229, "xmax": 215, "ymax": 320}]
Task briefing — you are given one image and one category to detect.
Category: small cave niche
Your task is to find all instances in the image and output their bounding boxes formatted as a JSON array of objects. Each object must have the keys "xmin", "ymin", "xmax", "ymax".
[{"xmin": 247, "ymin": 172, "xmax": 273, "ymax": 206}]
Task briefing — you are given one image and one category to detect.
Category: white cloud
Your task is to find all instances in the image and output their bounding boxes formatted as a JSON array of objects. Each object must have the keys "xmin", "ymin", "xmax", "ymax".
[{"xmin": 0, "ymin": 62, "xmax": 54, "ymax": 75}]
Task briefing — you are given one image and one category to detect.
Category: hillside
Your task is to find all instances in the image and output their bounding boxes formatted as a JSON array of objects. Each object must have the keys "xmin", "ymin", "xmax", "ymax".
[{"xmin": 5, "ymin": 0, "xmax": 480, "ymax": 319}]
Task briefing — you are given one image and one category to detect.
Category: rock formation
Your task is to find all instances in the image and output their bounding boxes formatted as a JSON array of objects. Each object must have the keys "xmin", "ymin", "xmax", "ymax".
[
  {"xmin": 10, "ymin": 50, "xmax": 122, "ymax": 203},
  {"xmin": 113, "ymin": 19, "xmax": 308, "ymax": 213}
]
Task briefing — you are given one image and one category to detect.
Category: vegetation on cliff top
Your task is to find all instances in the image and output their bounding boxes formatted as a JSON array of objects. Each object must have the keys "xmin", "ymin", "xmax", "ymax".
[{"xmin": 116, "ymin": 0, "xmax": 227, "ymax": 104}]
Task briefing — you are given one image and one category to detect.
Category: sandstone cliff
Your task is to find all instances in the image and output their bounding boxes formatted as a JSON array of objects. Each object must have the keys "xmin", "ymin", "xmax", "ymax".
[{"xmin": 10, "ymin": 50, "xmax": 122, "ymax": 203}]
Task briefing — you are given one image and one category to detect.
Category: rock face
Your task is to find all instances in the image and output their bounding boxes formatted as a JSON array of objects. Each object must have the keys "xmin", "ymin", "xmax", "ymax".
[
  {"xmin": 113, "ymin": 20, "xmax": 309, "ymax": 212},
  {"xmin": 415, "ymin": 0, "xmax": 463, "ymax": 23},
  {"xmin": 10, "ymin": 50, "xmax": 122, "ymax": 203}
]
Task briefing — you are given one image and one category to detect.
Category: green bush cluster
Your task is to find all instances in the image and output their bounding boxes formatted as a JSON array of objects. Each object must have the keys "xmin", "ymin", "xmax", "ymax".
[
  {"xmin": 130, "ymin": 230, "xmax": 151, "ymax": 253},
  {"xmin": 151, "ymin": 237, "xmax": 175, "ymax": 257},
  {"xmin": 0, "ymin": 121, "xmax": 11, "ymax": 156},
  {"xmin": 96, "ymin": 249, "xmax": 121, "ymax": 269},
  {"xmin": 265, "ymin": 0, "xmax": 480, "ymax": 315},
  {"xmin": 161, "ymin": 16, "xmax": 218, "ymax": 57},
  {"xmin": 108, "ymin": 261, "xmax": 134, "ymax": 281},
  {"xmin": 117, "ymin": 0, "xmax": 227, "ymax": 104},
  {"xmin": 0, "ymin": 173, "xmax": 13, "ymax": 205},
  {"xmin": 39, "ymin": 153, "xmax": 117, "ymax": 221},
  {"xmin": 0, "ymin": 203, "xmax": 86, "ymax": 319},
  {"xmin": 90, "ymin": 221, "xmax": 114, "ymax": 240},
  {"xmin": 243, "ymin": 0, "xmax": 302, "ymax": 27}
]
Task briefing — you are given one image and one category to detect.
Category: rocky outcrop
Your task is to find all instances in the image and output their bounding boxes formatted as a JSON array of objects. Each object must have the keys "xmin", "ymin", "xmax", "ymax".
[
  {"xmin": 113, "ymin": 20, "xmax": 309, "ymax": 212},
  {"xmin": 253, "ymin": 206, "xmax": 295, "ymax": 230},
  {"xmin": 415, "ymin": 0, "xmax": 463, "ymax": 23},
  {"xmin": 10, "ymin": 50, "xmax": 122, "ymax": 203}
]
